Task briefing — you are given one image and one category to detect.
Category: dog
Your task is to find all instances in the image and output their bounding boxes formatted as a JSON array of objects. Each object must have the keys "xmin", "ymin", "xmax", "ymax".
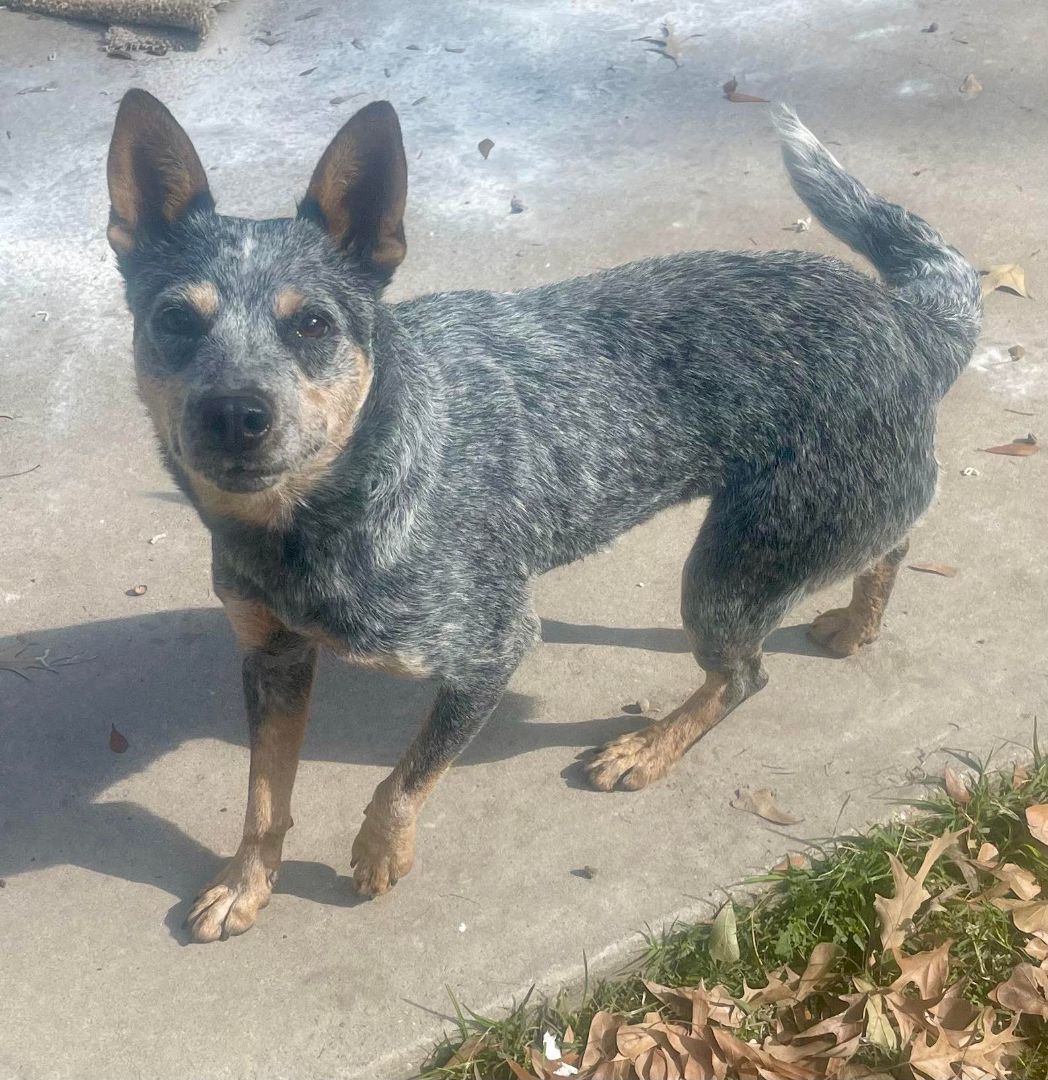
[{"xmin": 105, "ymin": 89, "xmax": 980, "ymax": 942}]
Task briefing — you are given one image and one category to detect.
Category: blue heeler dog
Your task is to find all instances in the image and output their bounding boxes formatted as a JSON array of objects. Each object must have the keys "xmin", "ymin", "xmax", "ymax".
[{"xmin": 105, "ymin": 90, "xmax": 980, "ymax": 941}]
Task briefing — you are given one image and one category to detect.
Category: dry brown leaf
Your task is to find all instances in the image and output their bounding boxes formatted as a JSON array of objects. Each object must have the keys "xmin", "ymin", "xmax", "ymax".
[
  {"xmin": 976, "ymin": 841, "xmax": 999, "ymax": 866},
  {"xmin": 731, "ymin": 788, "xmax": 802, "ymax": 825},
  {"xmin": 1026, "ymin": 804, "xmax": 1048, "ymax": 845},
  {"xmin": 591, "ymin": 1062, "xmax": 632, "ymax": 1080},
  {"xmin": 862, "ymin": 993, "xmax": 897, "ymax": 1053},
  {"xmin": 992, "ymin": 861, "xmax": 1041, "ymax": 900},
  {"xmin": 1012, "ymin": 900, "xmax": 1048, "ymax": 936},
  {"xmin": 930, "ymin": 982, "xmax": 980, "ymax": 1034},
  {"xmin": 643, "ymin": 981, "xmax": 714, "ymax": 1030},
  {"xmin": 943, "ymin": 765, "xmax": 971, "ymax": 805},
  {"xmin": 959, "ymin": 72, "xmax": 983, "ymax": 95},
  {"xmin": 742, "ymin": 969, "xmax": 799, "ymax": 1008},
  {"xmin": 891, "ymin": 940, "xmax": 952, "ymax": 999},
  {"xmin": 884, "ymin": 990, "xmax": 935, "ymax": 1046},
  {"xmin": 109, "ymin": 724, "xmax": 129, "ymax": 753},
  {"xmin": 909, "ymin": 1027, "xmax": 966, "ymax": 1079},
  {"xmin": 635, "ymin": 1044, "xmax": 681, "ymax": 1080},
  {"xmin": 962, "ymin": 1011, "xmax": 1025, "ymax": 1073},
  {"xmin": 448, "ymin": 1036, "xmax": 486, "ymax": 1065},
  {"xmin": 773, "ymin": 853, "xmax": 809, "ymax": 873},
  {"xmin": 504, "ymin": 1058, "xmax": 535, "ymax": 1080},
  {"xmin": 711, "ymin": 1029, "xmax": 818, "ymax": 1080},
  {"xmin": 1012, "ymin": 763, "xmax": 1031, "ymax": 788},
  {"xmin": 991, "ymin": 963, "xmax": 1048, "ymax": 1018},
  {"xmin": 983, "ymin": 440, "xmax": 1040, "ymax": 457},
  {"xmin": 709, "ymin": 902, "xmax": 740, "ymax": 965},
  {"xmin": 478, "ymin": 138, "xmax": 494, "ymax": 160},
  {"xmin": 722, "ymin": 77, "xmax": 770, "ymax": 103},
  {"xmin": 980, "ymin": 263, "xmax": 1030, "ymax": 298},
  {"xmin": 582, "ymin": 1012, "xmax": 625, "ymax": 1069},
  {"xmin": 796, "ymin": 943, "xmax": 843, "ymax": 1002},
  {"xmin": 874, "ymin": 830, "xmax": 963, "ymax": 949},
  {"xmin": 875, "ymin": 855, "xmax": 931, "ymax": 950},
  {"xmin": 908, "ymin": 562, "xmax": 958, "ymax": 578},
  {"xmin": 1024, "ymin": 935, "xmax": 1048, "ymax": 963},
  {"xmin": 617, "ymin": 1025, "xmax": 659, "ymax": 1062}
]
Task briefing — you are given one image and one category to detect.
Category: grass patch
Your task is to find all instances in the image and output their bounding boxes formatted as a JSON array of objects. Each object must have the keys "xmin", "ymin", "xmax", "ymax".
[{"xmin": 417, "ymin": 746, "xmax": 1048, "ymax": 1078}]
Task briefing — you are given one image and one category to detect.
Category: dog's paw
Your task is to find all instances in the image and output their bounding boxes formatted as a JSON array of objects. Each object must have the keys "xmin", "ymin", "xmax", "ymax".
[
  {"xmin": 350, "ymin": 816, "xmax": 415, "ymax": 897},
  {"xmin": 585, "ymin": 727, "xmax": 671, "ymax": 792},
  {"xmin": 808, "ymin": 607, "xmax": 876, "ymax": 657},
  {"xmin": 184, "ymin": 859, "xmax": 274, "ymax": 943}
]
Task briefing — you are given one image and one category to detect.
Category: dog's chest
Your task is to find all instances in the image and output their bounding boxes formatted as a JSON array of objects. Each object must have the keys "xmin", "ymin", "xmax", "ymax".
[{"xmin": 218, "ymin": 530, "xmax": 433, "ymax": 678}]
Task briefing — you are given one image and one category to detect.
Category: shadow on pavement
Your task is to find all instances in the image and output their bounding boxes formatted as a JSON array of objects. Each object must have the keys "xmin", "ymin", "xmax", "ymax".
[{"xmin": 0, "ymin": 605, "xmax": 827, "ymax": 914}]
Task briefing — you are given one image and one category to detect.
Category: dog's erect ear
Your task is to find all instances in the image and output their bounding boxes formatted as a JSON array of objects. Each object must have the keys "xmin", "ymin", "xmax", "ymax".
[
  {"xmin": 107, "ymin": 89, "xmax": 214, "ymax": 256},
  {"xmin": 298, "ymin": 100, "xmax": 407, "ymax": 280}
]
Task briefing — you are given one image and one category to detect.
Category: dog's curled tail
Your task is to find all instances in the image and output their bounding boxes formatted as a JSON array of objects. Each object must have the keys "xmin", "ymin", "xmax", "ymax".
[{"xmin": 773, "ymin": 105, "xmax": 980, "ymax": 349}]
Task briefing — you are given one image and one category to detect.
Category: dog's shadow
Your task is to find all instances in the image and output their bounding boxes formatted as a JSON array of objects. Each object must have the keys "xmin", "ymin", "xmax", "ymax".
[{"xmin": 0, "ymin": 607, "xmax": 820, "ymax": 927}]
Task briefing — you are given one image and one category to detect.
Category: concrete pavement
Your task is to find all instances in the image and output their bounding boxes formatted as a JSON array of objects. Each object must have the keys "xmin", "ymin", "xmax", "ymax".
[{"xmin": 1, "ymin": 1, "xmax": 1045, "ymax": 1077}]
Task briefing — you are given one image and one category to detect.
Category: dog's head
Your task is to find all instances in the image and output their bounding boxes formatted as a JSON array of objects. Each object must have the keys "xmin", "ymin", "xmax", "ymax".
[{"xmin": 106, "ymin": 89, "xmax": 407, "ymax": 526}]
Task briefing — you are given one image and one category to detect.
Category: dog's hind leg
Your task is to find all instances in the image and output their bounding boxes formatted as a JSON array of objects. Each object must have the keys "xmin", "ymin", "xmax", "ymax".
[
  {"xmin": 582, "ymin": 453, "xmax": 918, "ymax": 792},
  {"xmin": 808, "ymin": 539, "xmax": 909, "ymax": 657},
  {"xmin": 585, "ymin": 487, "xmax": 823, "ymax": 792},
  {"xmin": 185, "ymin": 594, "xmax": 317, "ymax": 943}
]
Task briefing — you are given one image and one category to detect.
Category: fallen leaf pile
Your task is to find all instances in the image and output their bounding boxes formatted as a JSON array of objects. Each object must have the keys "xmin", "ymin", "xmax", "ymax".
[{"xmin": 455, "ymin": 771, "xmax": 1048, "ymax": 1079}]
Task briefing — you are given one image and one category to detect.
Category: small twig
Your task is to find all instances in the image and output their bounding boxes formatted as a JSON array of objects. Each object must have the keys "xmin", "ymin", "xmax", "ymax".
[{"xmin": 0, "ymin": 464, "xmax": 40, "ymax": 480}]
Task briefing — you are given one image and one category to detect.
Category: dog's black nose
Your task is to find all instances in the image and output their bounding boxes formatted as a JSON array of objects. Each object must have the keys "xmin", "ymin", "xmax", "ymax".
[{"xmin": 197, "ymin": 394, "xmax": 273, "ymax": 453}]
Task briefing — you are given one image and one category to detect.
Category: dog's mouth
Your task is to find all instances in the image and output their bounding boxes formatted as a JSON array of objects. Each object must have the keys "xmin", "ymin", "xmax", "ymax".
[
  {"xmin": 174, "ymin": 444, "xmax": 289, "ymax": 493},
  {"xmin": 209, "ymin": 464, "xmax": 285, "ymax": 493}
]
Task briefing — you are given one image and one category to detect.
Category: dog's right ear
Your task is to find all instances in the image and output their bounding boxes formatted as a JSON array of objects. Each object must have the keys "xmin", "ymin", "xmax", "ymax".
[{"xmin": 107, "ymin": 89, "xmax": 214, "ymax": 256}]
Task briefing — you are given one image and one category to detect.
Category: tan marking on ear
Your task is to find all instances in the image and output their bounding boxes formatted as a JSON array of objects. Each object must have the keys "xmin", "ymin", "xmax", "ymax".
[
  {"xmin": 273, "ymin": 289, "xmax": 305, "ymax": 320},
  {"xmin": 302, "ymin": 101, "xmax": 407, "ymax": 270},
  {"xmin": 107, "ymin": 90, "xmax": 211, "ymax": 253},
  {"xmin": 183, "ymin": 282, "xmax": 219, "ymax": 320},
  {"xmin": 107, "ymin": 222, "xmax": 135, "ymax": 256}
]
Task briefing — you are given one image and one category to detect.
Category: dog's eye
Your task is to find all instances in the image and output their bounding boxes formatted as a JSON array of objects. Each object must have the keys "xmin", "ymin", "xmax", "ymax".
[
  {"xmin": 157, "ymin": 306, "xmax": 203, "ymax": 338},
  {"xmin": 296, "ymin": 313, "xmax": 331, "ymax": 339}
]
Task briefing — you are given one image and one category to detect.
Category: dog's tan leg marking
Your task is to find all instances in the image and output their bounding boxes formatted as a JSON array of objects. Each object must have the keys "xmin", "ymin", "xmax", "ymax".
[
  {"xmin": 808, "ymin": 539, "xmax": 909, "ymax": 658},
  {"xmin": 350, "ymin": 723, "xmax": 453, "ymax": 897},
  {"xmin": 185, "ymin": 594, "xmax": 316, "ymax": 943},
  {"xmin": 585, "ymin": 672, "xmax": 736, "ymax": 792},
  {"xmin": 351, "ymin": 762, "xmax": 446, "ymax": 898}
]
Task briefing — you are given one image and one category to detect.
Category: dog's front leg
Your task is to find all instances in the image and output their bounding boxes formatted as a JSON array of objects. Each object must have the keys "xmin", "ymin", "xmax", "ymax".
[
  {"xmin": 352, "ymin": 675, "xmax": 508, "ymax": 896},
  {"xmin": 186, "ymin": 597, "xmax": 317, "ymax": 943}
]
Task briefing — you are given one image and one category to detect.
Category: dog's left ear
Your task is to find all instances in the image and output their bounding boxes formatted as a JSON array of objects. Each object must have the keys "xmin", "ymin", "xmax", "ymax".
[
  {"xmin": 298, "ymin": 100, "xmax": 407, "ymax": 282},
  {"xmin": 107, "ymin": 89, "xmax": 214, "ymax": 256}
]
